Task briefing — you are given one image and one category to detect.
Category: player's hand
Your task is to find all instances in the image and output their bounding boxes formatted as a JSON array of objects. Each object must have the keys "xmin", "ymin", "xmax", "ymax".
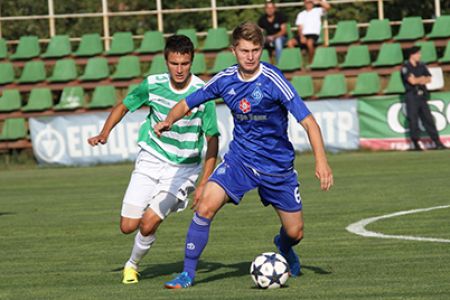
[
  {"xmin": 153, "ymin": 121, "xmax": 172, "ymax": 137},
  {"xmin": 191, "ymin": 184, "xmax": 205, "ymax": 210},
  {"xmin": 87, "ymin": 134, "xmax": 108, "ymax": 146},
  {"xmin": 300, "ymin": 36, "xmax": 307, "ymax": 44},
  {"xmin": 315, "ymin": 161, "xmax": 333, "ymax": 191}
]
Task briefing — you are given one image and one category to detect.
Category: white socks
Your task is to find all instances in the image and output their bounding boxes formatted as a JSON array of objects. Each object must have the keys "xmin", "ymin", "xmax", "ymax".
[{"xmin": 125, "ymin": 231, "xmax": 156, "ymax": 270}]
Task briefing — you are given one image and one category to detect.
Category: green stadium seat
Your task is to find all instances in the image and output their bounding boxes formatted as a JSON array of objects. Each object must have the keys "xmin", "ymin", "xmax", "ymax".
[
  {"xmin": 0, "ymin": 62, "xmax": 15, "ymax": 85},
  {"xmin": 107, "ymin": 32, "xmax": 135, "ymax": 55},
  {"xmin": 191, "ymin": 53, "xmax": 206, "ymax": 75},
  {"xmin": 136, "ymin": 31, "xmax": 165, "ymax": 54},
  {"xmin": 54, "ymin": 86, "xmax": 84, "ymax": 110},
  {"xmin": 41, "ymin": 35, "xmax": 71, "ymax": 58},
  {"xmin": 146, "ymin": 54, "xmax": 168, "ymax": 75},
  {"xmin": 48, "ymin": 59, "xmax": 77, "ymax": 82},
  {"xmin": 74, "ymin": 33, "xmax": 103, "ymax": 57},
  {"xmin": 291, "ymin": 75, "xmax": 314, "ymax": 99},
  {"xmin": 394, "ymin": 17, "xmax": 424, "ymax": 41},
  {"xmin": 22, "ymin": 88, "xmax": 53, "ymax": 112},
  {"xmin": 286, "ymin": 23, "xmax": 294, "ymax": 41},
  {"xmin": 316, "ymin": 74, "xmax": 347, "ymax": 98},
  {"xmin": 111, "ymin": 55, "xmax": 141, "ymax": 80},
  {"xmin": 415, "ymin": 41, "xmax": 437, "ymax": 63},
  {"xmin": 260, "ymin": 49, "xmax": 270, "ymax": 63},
  {"xmin": 438, "ymin": 41, "xmax": 450, "ymax": 63},
  {"xmin": 351, "ymin": 72, "xmax": 381, "ymax": 96},
  {"xmin": 202, "ymin": 27, "xmax": 229, "ymax": 51},
  {"xmin": 127, "ymin": 83, "xmax": 140, "ymax": 94},
  {"xmin": 0, "ymin": 118, "xmax": 27, "ymax": 141},
  {"xmin": 340, "ymin": 45, "xmax": 371, "ymax": 68},
  {"xmin": 309, "ymin": 47, "xmax": 338, "ymax": 70},
  {"xmin": 17, "ymin": 60, "xmax": 46, "ymax": 83},
  {"xmin": 88, "ymin": 85, "xmax": 117, "ymax": 109},
  {"xmin": 427, "ymin": 15, "xmax": 450, "ymax": 39},
  {"xmin": 176, "ymin": 28, "xmax": 199, "ymax": 49},
  {"xmin": 10, "ymin": 36, "xmax": 40, "ymax": 60},
  {"xmin": 383, "ymin": 71, "xmax": 405, "ymax": 94},
  {"xmin": 0, "ymin": 38, "xmax": 7, "ymax": 59},
  {"xmin": 276, "ymin": 48, "xmax": 302, "ymax": 71},
  {"xmin": 0, "ymin": 89, "xmax": 21, "ymax": 112},
  {"xmin": 208, "ymin": 51, "xmax": 237, "ymax": 74},
  {"xmin": 361, "ymin": 19, "xmax": 392, "ymax": 43},
  {"xmin": 329, "ymin": 20, "xmax": 359, "ymax": 45},
  {"xmin": 372, "ymin": 43, "xmax": 403, "ymax": 67},
  {"xmin": 79, "ymin": 57, "xmax": 110, "ymax": 81}
]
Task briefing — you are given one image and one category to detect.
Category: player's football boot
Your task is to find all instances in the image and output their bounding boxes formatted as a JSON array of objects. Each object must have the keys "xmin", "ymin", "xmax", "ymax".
[
  {"xmin": 122, "ymin": 266, "xmax": 139, "ymax": 284},
  {"xmin": 164, "ymin": 272, "xmax": 193, "ymax": 289},
  {"xmin": 274, "ymin": 234, "xmax": 301, "ymax": 277}
]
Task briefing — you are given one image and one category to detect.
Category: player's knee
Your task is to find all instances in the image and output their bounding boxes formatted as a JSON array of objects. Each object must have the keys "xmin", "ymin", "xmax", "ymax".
[
  {"xmin": 139, "ymin": 217, "xmax": 162, "ymax": 236},
  {"xmin": 285, "ymin": 226, "xmax": 304, "ymax": 242},
  {"xmin": 120, "ymin": 223, "xmax": 136, "ymax": 234}
]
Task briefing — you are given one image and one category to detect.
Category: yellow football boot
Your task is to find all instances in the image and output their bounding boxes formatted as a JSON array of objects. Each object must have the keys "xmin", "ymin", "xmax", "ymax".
[{"xmin": 122, "ymin": 267, "xmax": 139, "ymax": 284}]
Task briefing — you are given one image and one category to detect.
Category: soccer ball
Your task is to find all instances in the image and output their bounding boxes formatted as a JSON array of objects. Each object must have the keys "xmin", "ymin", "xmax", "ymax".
[{"xmin": 250, "ymin": 252, "xmax": 289, "ymax": 289}]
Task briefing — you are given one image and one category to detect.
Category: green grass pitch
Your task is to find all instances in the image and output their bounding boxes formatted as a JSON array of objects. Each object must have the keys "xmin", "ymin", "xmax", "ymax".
[{"xmin": 1, "ymin": 151, "xmax": 450, "ymax": 299}]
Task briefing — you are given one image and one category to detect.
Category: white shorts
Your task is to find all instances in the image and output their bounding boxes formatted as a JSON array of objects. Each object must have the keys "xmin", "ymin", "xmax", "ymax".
[{"xmin": 121, "ymin": 150, "xmax": 201, "ymax": 220}]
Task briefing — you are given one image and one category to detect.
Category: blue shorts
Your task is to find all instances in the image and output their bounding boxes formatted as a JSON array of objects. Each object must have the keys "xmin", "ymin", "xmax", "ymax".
[{"xmin": 209, "ymin": 155, "xmax": 302, "ymax": 212}]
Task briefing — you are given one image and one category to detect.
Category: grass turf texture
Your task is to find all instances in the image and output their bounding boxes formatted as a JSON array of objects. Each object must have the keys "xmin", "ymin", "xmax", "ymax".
[{"xmin": 1, "ymin": 151, "xmax": 449, "ymax": 300}]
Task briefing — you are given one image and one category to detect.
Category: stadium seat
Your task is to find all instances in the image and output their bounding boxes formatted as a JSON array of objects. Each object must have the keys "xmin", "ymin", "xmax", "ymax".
[
  {"xmin": 191, "ymin": 53, "xmax": 206, "ymax": 75},
  {"xmin": 106, "ymin": 32, "xmax": 135, "ymax": 55},
  {"xmin": 361, "ymin": 19, "xmax": 392, "ymax": 43},
  {"xmin": 74, "ymin": 33, "xmax": 103, "ymax": 57},
  {"xmin": 372, "ymin": 43, "xmax": 403, "ymax": 67},
  {"xmin": 438, "ymin": 41, "xmax": 450, "ymax": 63},
  {"xmin": 79, "ymin": 57, "xmax": 110, "ymax": 81},
  {"xmin": 290, "ymin": 75, "xmax": 314, "ymax": 99},
  {"xmin": 54, "ymin": 86, "xmax": 84, "ymax": 110},
  {"xmin": 0, "ymin": 89, "xmax": 21, "ymax": 112},
  {"xmin": 41, "ymin": 35, "xmax": 72, "ymax": 58},
  {"xmin": 329, "ymin": 20, "xmax": 359, "ymax": 45},
  {"xmin": 176, "ymin": 28, "xmax": 199, "ymax": 49},
  {"xmin": 426, "ymin": 15, "xmax": 450, "ymax": 39},
  {"xmin": 111, "ymin": 55, "xmax": 141, "ymax": 80},
  {"xmin": 88, "ymin": 85, "xmax": 117, "ymax": 109},
  {"xmin": 22, "ymin": 88, "xmax": 53, "ymax": 112},
  {"xmin": 316, "ymin": 74, "xmax": 347, "ymax": 98},
  {"xmin": 394, "ymin": 17, "xmax": 424, "ymax": 41},
  {"xmin": 202, "ymin": 27, "xmax": 229, "ymax": 51},
  {"xmin": 48, "ymin": 59, "xmax": 77, "ymax": 82},
  {"xmin": 17, "ymin": 60, "xmax": 46, "ymax": 83},
  {"xmin": 351, "ymin": 72, "xmax": 381, "ymax": 96},
  {"xmin": 0, "ymin": 38, "xmax": 7, "ymax": 59},
  {"xmin": 383, "ymin": 71, "xmax": 405, "ymax": 94},
  {"xmin": 208, "ymin": 51, "xmax": 237, "ymax": 74},
  {"xmin": 136, "ymin": 31, "xmax": 165, "ymax": 54},
  {"xmin": 340, "ymin": 45, "xmax": 371, "ymax": 68},
  {"xmin": 276, "ymin": 48, "xmax": 302, "ymax": 71},
  {"xmin": 260, "ymin": 49, "xmax": 270, "ymax": 63},
  {"xmin": 127, "ymin": 83, "xmax": 139, "ymax": 94},
  {"xmin": 0, "ymin": 118, "xmax": 27, "ymax": 140},
  {"xmin": 146, "ymin": 54, "xmax": 168, "ymax": 75},
  {"xmin": 415, "ymin": 41, "xmax": 437, "ymax": 64},
  {"xmin": 0, "ymin": 62, "xmax": 15, "ymax": 85},
  {"xmin": 309, "ymin": 47, "xmax": 338, "ymax": 70},
  {"xmin": 10, "ymin": 36, "xmax": 40, "ymax": 60}
]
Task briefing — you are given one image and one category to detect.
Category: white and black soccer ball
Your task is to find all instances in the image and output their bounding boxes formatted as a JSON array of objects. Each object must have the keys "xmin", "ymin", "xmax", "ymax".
[{"xmin": 250, "ymin": 252, "xmax": 289, "ymax": 289}]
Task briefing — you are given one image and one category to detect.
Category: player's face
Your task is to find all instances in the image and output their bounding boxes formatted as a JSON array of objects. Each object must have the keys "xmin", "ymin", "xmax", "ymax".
[
  {"xmin": 166, "ymin": 51, "xmax": 192, "ymax": 88},
  {"xmin": 411, "ymin": 51, "xmax": 421, "ymax": 63},
  {"xmin": 305, "ymin": 0, "xmax": 314, "ymax": 10},
  {"xmin": 232, "ymin": 39, "xmax": 263, "ymax": 76},
  {"xmin": 265, "ymin": 3, "xmax": 276, "ymax": 17}
]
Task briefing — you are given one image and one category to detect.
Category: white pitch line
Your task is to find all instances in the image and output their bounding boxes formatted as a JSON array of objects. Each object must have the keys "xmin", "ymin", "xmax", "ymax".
[{"xmin": 346, "ymin": 205, "xmax": 450, "ymax": 243}]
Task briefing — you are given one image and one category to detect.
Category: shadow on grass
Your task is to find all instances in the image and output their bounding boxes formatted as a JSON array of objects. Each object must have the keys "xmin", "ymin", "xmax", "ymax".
[{"xmin": 0, "ymin": 212, "xmax": 15, "ymax": 217}]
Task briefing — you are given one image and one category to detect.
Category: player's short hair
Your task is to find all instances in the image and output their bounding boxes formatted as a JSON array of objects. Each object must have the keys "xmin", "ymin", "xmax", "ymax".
[
  {"xmin": 232, "ymin": 21, "xmax": 264, "ymax": 47},
  {"xmin": 408, "ymin": 46, "xmax": 421, "ymax": 57},
  {"xmin": 164, "ymin": 35, "xmax": 194, "ymax": 61}
]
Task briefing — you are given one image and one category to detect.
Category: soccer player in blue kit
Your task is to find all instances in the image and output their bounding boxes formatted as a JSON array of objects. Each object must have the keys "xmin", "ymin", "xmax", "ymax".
[{"xmin": 154, "ymin": 21, "xmax": 334, "ymax": 288}]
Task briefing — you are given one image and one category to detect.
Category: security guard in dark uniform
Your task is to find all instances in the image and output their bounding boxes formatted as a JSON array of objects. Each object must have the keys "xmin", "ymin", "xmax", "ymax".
[{"xmin": 401, "ymin": 46, "xmax": 446, "ymax": 150}]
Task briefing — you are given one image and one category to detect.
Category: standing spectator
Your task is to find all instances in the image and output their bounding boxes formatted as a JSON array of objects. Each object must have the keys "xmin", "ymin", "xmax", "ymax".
[
  {"xmin": 401, "ymin": 46, "xmax": 447, "ymax": 151},
  {"xmin": 258, "ymin": 0, "xmax": 288, "ymax": 64},
  {"xmin": 287, "ymin": 0, "xmax": 330, "ymax": 64}
]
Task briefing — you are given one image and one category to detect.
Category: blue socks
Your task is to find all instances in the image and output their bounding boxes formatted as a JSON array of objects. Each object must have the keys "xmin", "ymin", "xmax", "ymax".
[
  {"xmin": 279, "ymin": 226, "xmax": 300, "ymax": 253},
  {"xmin": 183, "ymin": 212, "xmax": 211, "ymax": 281}
]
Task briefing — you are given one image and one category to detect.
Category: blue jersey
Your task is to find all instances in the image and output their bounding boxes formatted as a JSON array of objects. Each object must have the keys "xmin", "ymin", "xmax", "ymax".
[{"xmin": 186, "ymin": 62, "xmax": 311, "ymax": 175}]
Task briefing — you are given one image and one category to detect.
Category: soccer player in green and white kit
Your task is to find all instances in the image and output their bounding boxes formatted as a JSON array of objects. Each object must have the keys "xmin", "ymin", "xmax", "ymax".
[{"xmin": 87, "ymin": 35, "xmax": 220, "ymax": 284}]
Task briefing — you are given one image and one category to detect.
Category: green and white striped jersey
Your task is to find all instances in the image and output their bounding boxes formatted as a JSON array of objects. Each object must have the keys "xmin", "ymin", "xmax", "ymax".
[{"xmin": 123, "ymin": 73, "xmax": 220, "ymax": 165}]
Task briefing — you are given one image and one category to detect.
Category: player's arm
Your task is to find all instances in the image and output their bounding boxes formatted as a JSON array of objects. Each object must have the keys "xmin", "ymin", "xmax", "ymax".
[
  {"xmin": 407, "ymin": 74, "xmax": 431, "ymax": 85},
  {"xmin": 154, "ymin": 99, "xmax": 190, "ymax": 137},
  {"xmin": 316, "ymin": 0, "xmax": 331, "ymax": 11},
  {"xmin": 300, "ymin": 115, "xmax": 333, "ymax": 191},
  {"xmin": 87, "ymin": 103, "xmax": 129, "ymax": 146}
]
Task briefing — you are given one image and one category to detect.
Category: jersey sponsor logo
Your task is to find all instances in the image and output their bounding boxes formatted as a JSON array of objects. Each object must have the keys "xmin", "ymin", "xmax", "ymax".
[
  {"xmin": 250, "ymin": 86, "xmax": 263, "ymax": 105},
  {"xmin": 239, "ymin": 98, "xmax": 251, "ymax": 113},
  {"xmin": 234, "ymin": 113, "xmax": 268, "ymax": 121},
  {"xmin": 187, "ymin": 243, "xmax": 195, "ymax": 250},
  {"xmin": 228, "ymin": 88, "xmax": 236, "ymax": 96}
]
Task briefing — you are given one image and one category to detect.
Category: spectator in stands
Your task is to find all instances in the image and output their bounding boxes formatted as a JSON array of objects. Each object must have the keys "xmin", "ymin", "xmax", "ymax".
[
  {"xmin": 401, "ymin": 46, "xmax": 447, "ymax": 151},
  {"xmin": 258, "ymin": 0, "xmax": 288, "ymax": 64},
  {"xmin": 287, "ymin": 0, "xmax": 330, "ymax": 64}
]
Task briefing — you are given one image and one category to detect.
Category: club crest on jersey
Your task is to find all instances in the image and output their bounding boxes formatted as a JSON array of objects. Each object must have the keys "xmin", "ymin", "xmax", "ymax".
[
  {"xmin": 239, "ymin": 98, "xmax": 251, "ymax": 113},
  {"xmin": 250, "ymin": 86, "xmax": 263, "ymax": 105}
]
